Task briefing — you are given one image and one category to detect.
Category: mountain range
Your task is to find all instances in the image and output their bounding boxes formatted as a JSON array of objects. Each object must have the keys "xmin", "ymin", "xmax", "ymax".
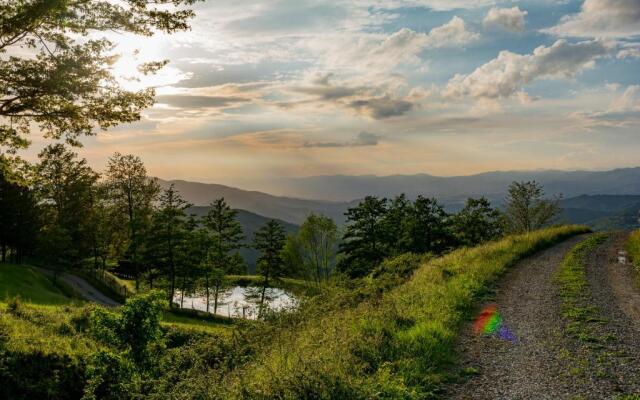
[
  {"xmin": 264, "ymin": 168, "xmax": 640, "ymax": 203},
  {"xmin": 158, "ymin": 168, "xmax": 640, "ymax": 226},
  {"xmin": 159, "ymin": 171, "xmax": 640, "ymax": 270}
]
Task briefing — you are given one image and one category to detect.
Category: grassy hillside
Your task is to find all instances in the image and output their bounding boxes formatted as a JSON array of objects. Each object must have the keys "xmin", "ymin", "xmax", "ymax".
[
  {"xmin": 627, "ymin": 230, "xmax": 640, "ymax": 269},
  {"xmin": 0, "ymin": 226, "xmax": 589, "ymax": 399},
  {"xmin": 211, "ymin": 225, "xmax": 590, "ymax": 399},
  {"xmin": 0, "ymin": 264, "xmax": 77, "ymax": 305}
]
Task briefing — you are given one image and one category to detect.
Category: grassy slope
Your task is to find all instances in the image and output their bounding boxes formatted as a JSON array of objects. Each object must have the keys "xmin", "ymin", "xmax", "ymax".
[
  {"xmin": 227, "ymin": 225, "xmax": 590, "ymax": 399},
  {"xmin": 0, "ymin": 263, "xmax": 231, "ymax": 335},
  {"xmin": 0, "ymin": 264, "xmax": 77, "ymax": 305},
  {"xmin": 627, "ymin": 229, "xmax": 640, "ymax": 269}
]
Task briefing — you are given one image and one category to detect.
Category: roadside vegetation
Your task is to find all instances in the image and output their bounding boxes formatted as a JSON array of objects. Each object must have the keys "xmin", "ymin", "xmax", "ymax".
[
  {"xmin": 1, "ymin": 226, "xmax": 588, "ymax": 399},
  {"xmin": 626, "ymin": 229, "xmax": 640, "ymax": 270},
  {"xmin": 554, "ymin": 234, "xmax": 620, "ymax": 380}
]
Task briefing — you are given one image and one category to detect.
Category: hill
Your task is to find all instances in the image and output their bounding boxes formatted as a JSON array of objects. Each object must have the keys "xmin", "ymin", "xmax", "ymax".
[
  {"xmin": 158, "ymin": 169, "xmax": 640, "ymax": 227},
  {"xmin": 159, "ymin": 179, "xmax": 350, "ymax": 225},
  {"xmin": 187, "ymin": 206, "xmax": 299, "ymax": 272},
  {"xmin": 557, "ymin": 195, "xmax": 640, "ymax": 230},
  {"xmin": 266, "ymin": 168, "xmax": 640, "ymax": 203},
  {"xmin": 0, "ymin": 264, "xmax": 75, "ymax": 305}
]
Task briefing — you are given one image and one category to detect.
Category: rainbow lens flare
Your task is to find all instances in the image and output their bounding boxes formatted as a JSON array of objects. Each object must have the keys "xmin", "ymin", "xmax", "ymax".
[{"xmin": 473, "ymin": 304, "xmax": 517, "ymax": 342}]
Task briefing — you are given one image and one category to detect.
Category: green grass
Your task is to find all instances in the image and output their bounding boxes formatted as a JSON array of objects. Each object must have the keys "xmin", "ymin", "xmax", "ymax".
[
  {"xmin": 626, "ymin": 229, "xmax": 640, "ymax": 270},
  {"xmin": 0, "ymin": 263, "xmax": 78, "ymax": 305},
  {"xmin": 162, "ymin": 312, "xmax": 233, "ymax": 335},
  {"xmin": 220, "ymin": 225, "xmax": 590, "ymax": 399},
  {"xmin": 554, "ymin": 233, "xmax": 620, "ymax": 382},
  {"xmin": 555, "ymin": 234, "xmax": 608, "ymax": 341}
]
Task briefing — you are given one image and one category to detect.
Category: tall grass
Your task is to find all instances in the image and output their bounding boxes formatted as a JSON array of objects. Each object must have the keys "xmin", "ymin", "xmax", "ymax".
[
  {"xmin": 219, "ymin": 225, "xmax": 590, "ymax": 399},
  {"xmin": 627, "ymin": 229, "xmax": 640, "ymax": 269},
  {"xmin": 0, "ymin": 264, "xmax": 77, "ymax": 305}
]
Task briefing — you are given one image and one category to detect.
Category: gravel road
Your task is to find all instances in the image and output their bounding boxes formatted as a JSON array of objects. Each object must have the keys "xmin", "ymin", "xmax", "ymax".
[
  {"xmin": 448, "ymin": 233, "xmax": 640, "ymax": 399},
  {"xmin": 448, "ymin": 235, "xmax": 586, "ymax": 399},
  {"xmin": 35, "ymin": 267, "xmax": 120, "ymax": 307}
]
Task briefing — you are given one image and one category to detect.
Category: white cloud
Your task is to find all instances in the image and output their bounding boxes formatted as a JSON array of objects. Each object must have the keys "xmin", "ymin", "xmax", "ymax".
[
  {"xmin": 311, "ymin": 16, "xmax": 478, "ymax": 75},
  {"xmin": 546, "ymin": 0, "xmax": 640, "ymax": 38},
  {"xmin": 483, "ymin": 7, "xmax": 528, "ymax": 32},
  {"xmin": 572, "ymin": 85, "xmax": 640, "ymax": 127},
  {"xmin": 378, "ymin": 0, "xmax": 500, "ymax": 11},
  {"xmin": 617, "ymin": 43, "xmax": 640, "ymax": 58},
  {"xmin": 444, "ymin": 40, "xmax": 612, "ymax": 100}
]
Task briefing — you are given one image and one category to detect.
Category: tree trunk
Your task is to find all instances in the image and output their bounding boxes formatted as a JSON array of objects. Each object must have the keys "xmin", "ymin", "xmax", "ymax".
[
  {"xmin": 1, "ymin": 243, "xmax": 6, "ymax": 263},
  {"xmin": 180, "ymin": 275, "xmax": 186, "ymax": 308},
  {"xmin": 213, "ymin": 282, "xmax": 220, "ymax": 314},
  {"xmin": 205, "ymin": 273, "xmax": 210, "ymax": 313}
]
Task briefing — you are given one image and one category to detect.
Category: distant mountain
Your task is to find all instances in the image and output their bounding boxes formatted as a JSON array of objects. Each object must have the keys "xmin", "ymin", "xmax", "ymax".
[
  {"xmin": 187, "ymin": 206, "xmax": 299, "ymax": 273},
  {"xmin": 159, "ymin": 168, "xmax": 640, "ymax": 229},
  {"xmin": 158, "ymin": 179, "xmax": 352, "ymax": 225},
  {"xmin": 267, "ymin": 168, "xmax": 640, "ymax": 203},
  {"xmin": 557, "ymin": 195, "xmax": 640, "ymax": 230}
]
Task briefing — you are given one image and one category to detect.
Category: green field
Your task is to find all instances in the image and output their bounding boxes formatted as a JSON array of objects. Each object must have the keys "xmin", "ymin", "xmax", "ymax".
[
  {"xmin": 0, "ymin": 226, "xmax": 590, "ymax": 399},
  {"xmin": 0, "ymin": 264, "xmax": 77, "ymax": 305}
]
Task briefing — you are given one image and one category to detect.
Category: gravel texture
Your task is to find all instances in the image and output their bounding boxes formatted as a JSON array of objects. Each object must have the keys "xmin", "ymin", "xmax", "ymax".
[{"xmin": 448, "ymin": 233, "xmax": 640, "ymax": 399}]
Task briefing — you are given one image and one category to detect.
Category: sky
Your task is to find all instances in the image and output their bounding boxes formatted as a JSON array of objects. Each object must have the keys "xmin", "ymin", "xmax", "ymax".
[{"xmin": 38, "ymin": 0, "xmax": 640, "ymax": 188}]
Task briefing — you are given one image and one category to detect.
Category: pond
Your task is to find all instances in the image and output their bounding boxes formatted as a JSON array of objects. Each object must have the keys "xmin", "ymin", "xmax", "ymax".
[{"xmin": 174, "ymin": 286, "xmax": 297, "ymax": 319}]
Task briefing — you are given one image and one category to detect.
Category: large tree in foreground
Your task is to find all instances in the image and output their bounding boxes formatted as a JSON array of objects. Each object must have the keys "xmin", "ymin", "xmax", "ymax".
[
  {"xmin": 503, "ymin": 181, "xmax": 560, "ymax": 233},
  {"xmin": 104, "ymin": 152, "xmax": 159, "ymax": 290},
  {"xmin": 35, "ymin": 144, "xmax": 98, "ymax": 267},
  {"xmin": 0, "ymin": 0, "xmax": 199, "ymax": 160}
]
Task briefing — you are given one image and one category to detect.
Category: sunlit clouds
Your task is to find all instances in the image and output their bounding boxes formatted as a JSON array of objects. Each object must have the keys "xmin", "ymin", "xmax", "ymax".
[{"xmin": 51, "ymin": 0, "xmax": 640, "ymax": 187}]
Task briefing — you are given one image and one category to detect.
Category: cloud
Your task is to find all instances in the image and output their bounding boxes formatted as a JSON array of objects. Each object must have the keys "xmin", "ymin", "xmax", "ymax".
[
  {"xmin": 378, "ymin": 0, "xmax": 499, "ymax": 11},
  {"xmin": 309, "ymin": 16, "xmax": 479, "ymax": 75},
  {"xmin": 617, "ymin": 43, "xmax": 640, "ymax": 58},
  {"xmin": 572, "ymin": 85, "xmax": 640, "ymax": 127},
  {"xmin": 545, "ymin": 0, "xmax": 640, "ymax": 38},
  {"xmin": 303, "ymin": 132, "xmax": 381, "ymax": 148},
  {"xmin": 349, "ymin": 96, "xmax": 414, "ymax": 119},
  {"xmin": 155, "ymin": 95, "xmax": 251, "ymax": 109},
  {"xmin": 444, "ymin": 40, "xmax": 612, "ymax": 100},
  {"xmin": 290, "ymin": 76, "xmax": 366, "ymax": 100},
  {"xmin": 483, "ymin": 7, "xmax": 528, "ymax": 32}
]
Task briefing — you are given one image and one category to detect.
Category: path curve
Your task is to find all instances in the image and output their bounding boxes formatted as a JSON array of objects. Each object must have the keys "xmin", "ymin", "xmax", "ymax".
[
  {"xmin": 449, "ymin": 232, "xmax": 640, "ymax": 399},
  {"xmin": 449, "ymin": 235, "xmax": 586, "ymax": 399},
  {"xmin": 35, "ymin": 267, "xmax": 120, "ymax": 307}
]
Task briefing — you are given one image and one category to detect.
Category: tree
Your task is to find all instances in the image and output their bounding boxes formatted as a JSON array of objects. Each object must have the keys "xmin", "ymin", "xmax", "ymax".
[
  {"xmin": 104, "ymin": 152, "xmax": 159, "ymax": 290},
  {"xmin": 35, "ymin": 144, "xmax": 98, "ymax": 267},
  {"xmin": 382, "ymin": 194, "xmax": 412, "ymax": 256},
  {"xmin": 0, "ymin": 170, "xmax": 39, "ymax": 263},
  {"xmin": 0, "ymin": 0, "xmax": 199, "ymax": 158},
  {"xmin": 503, "ymin": 181, "xmax": 560, "ymax": 233},
  {"xmin": 451, "ymin": 197, "xmax": 503, "ymax": 246},
  {"xmin": 151, "ymin": 185, "xmax": 191, "ymax": 306},
  {"xmin": 253, "ymin": 220, "xmax": 286, "ymax": 312},
  {"xmin": 284, "ymin": 214, "xmax": 338, "ymax": 283},
  {"xmin": 404, "ymin": 196, "xmax": 453, "ymax": 254},
  {"xmin": 338, "ymin": 196, "xmax": 389, "ymax": 278},
  {"xmin": 201, "ymin": 198, "xmax": 244, "ymax": 313},
  {"xmin": 204, "ymin": 198, "xmax": 244, "ymax": 271},
  {"xmin": 90, "ymin": 183, "xmax": 128, "ymax": 271}
]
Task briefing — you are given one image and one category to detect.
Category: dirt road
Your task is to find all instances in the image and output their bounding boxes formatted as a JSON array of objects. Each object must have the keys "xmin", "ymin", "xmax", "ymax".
[
  {"xmin": 449, "ymin": 233, "xmax": 640, "ymax": 399},
  {"xmin": 36, "ymin": 267, "xmax": 120, "ymax": 307}
]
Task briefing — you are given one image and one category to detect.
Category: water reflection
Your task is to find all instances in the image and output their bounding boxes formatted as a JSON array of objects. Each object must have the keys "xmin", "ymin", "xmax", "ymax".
[{"xmin": 174, "ymin": 286, "xmax": 297, "ymax": 319}]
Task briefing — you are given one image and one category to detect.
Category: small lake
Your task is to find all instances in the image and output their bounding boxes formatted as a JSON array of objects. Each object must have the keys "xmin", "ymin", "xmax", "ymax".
[{"xmin": 174, "ymin": 286, "xmax": 297, "ymax": 319}]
